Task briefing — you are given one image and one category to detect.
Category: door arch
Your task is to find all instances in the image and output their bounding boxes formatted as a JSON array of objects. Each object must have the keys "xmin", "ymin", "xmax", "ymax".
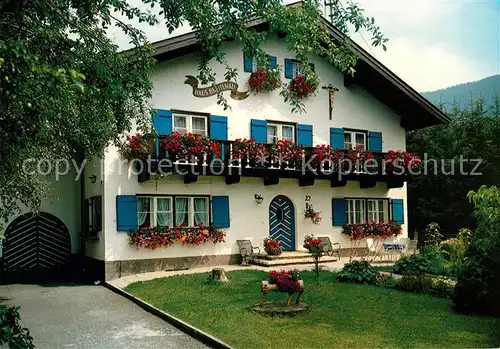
[
  {"xmin": 269, "ymin": 195, "xmax": 295, "ymax": 251},
  {"xmin": 2, "ymin": 212, "xmax": 71, "ymax": 283}
]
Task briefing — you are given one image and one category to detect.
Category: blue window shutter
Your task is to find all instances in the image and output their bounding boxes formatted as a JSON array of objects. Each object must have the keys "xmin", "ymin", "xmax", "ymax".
[
  {"xmin": 269, "ymin": 56, "xmax": 277, "ymax": 69},
  {"xmin": 368, "ymin": 131, "xmax": 383, "ymax": 152},
  {"xmin": 332, "ymin": 198, "xmax": 346, "ymax": 226},
  {"xmin": 209, "ymin": 115, "xmax": 228, "ymax": 140},
  {"xmin": 391, "ymin": 199, "xmax": 404, "ymax": 224},
  {"xmin": 116, "ymin": 195, "xmax": 137, "ymax": 231},
  {"xmin": 152, "ymin": 109, "xmax": 173, "ymax": 135},
  {"xmin": 330, "ymin": 128, "xmax": 344, "ymax": 149},
  {"xmin": 284, "ymin": 58, "xmax": 293, "ymax": 79},
  {"xmin": 297, "ymin": 124, "xmax": 313, "ymax": 146},
  {"xmin": 243, "ymin": 53, "xmax": 253, "ymax": 73},
  {"xmin": 250, "ymin": 119, "xmax": 268, "ymax": 143},
  {"xmin": 212, "ymin": 196, "xmax": 230, "ymax": 228}
]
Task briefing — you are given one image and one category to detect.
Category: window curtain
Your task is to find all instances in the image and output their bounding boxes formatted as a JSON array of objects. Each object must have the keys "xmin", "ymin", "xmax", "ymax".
[
  {"xmin": 194, "ymin": 198, "xmax": 208, "ymax": 226},
  {"xmin": 156, "ymin": 198, "xmax": 173, "ymax": 227},
  {"xmin": 282, "ymin": 126, "xmax": 293, "ymax": 141},
  {"xmin": 137, "ymin": 197, "xmax": 150, "ymax": 227},
  {"xmin": 175, "ymin": 198, "xmax": 188, "ymax": 226}
]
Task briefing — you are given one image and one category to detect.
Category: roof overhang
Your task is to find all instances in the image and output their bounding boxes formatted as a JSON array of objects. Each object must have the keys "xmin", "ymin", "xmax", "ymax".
[{"xmin": 144, "ymin": 5, "xmax": 450, "ymax": 131}]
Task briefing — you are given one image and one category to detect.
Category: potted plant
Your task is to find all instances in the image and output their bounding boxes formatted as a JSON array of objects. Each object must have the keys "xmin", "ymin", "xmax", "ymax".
[
  {"xmin": 303, "ymin": 234, "xmax": 324, "ymax": 279},
  {"xmin": 248, "ymin": 67, "xmax": 282, "ymax": 93},
  {"xmin": 287, "ymin": 74, "xmax": 319, "ymax": 100},
  {"xmin": 263, "ymin": 237, "xmax": 283, "ymax": 256},
  {"xmin": 384, "ymin": 150, "xmax": 421, "ymax": 173},
  {"xmin": 118, "ymin": 133, "xmax": 150, "ymax": 161},
  {"xmin": 311, "ymin": 144, "xmax": 343, "ymax": 170},
  {"xmin": 160, "ymin": 132, "xmax": 220, "ymax": 163},
  {"xmin": 304, "ymin": 206, "xmax": 322, "ymax": 225},
  {"xmin": 270, "ymin": 140, "xmax": 303, "ymax": 169}
]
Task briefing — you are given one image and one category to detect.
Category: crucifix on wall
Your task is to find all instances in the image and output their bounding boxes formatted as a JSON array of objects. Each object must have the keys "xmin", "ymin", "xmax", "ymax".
[{"xmin": 322, "ymin": 84, "xmax": 339, "ymax": 120}]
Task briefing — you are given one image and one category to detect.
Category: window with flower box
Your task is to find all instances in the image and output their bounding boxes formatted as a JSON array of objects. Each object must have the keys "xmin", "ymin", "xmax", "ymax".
[
  {"xmin": 267, "ymin": 122, "xmax": 295, "ymax": 144},
  {"xmin": 173, "ymin": 112, "xmax": 208, "ymax": 136},
  {"xmin": 137, "ymin": 196, "xmax": 210, "ymax": 228},
  {"xmin": 344, "ymin": 130, "xmax": 366, "ymax": 150},
  {"xmin": 346, "ymin": 198, "xmax": 390, "ymax": 224}
]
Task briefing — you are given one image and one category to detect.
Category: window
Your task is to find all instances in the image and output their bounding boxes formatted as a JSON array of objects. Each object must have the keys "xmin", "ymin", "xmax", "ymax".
[
  {"xmin": 267, "ymin": 123, "xmax": 295, "ymax": 144},
  {"xmin": 367, "ymin": 199, "xmax": 389, "ymax": 223},
  {"xmin": 85, "ymin": 196, "xmax": 102, "ymax": 236},
  {"xmin": 346, "ymin": 199, "xmax": 365, "ymax": 224},
  {"xmin": 346, "ymin": 198, "xmax": 390, "ymax": 224},
  {"xmin": 290, "ymin": 60, "xmax": 315, "ymax": 78},
  {"xmin": 137, "ymin": 196, "xmax": 209, "ymax": 228},
  {"xmin": 344, "ymin": 130, "xmax": 366, "ymax": 150},
  {"xmin": 173, "ymin": 113, "xmax": 208, "ymax": 136}
]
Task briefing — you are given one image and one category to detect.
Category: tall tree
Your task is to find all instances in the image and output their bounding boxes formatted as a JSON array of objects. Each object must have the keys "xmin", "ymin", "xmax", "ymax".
[
  {"xmin": 0, "ymin": 0, "xmax": 386, "ymax": 225},
  {"xmin": 407, "ymin": 96, "xmax": 500, "ymax": 235}
]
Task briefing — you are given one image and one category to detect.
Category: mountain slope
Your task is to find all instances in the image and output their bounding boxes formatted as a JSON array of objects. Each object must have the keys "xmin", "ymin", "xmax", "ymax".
[{"xmin": 422, "ymin": 75, "xmax": 499, "ymax": 112}]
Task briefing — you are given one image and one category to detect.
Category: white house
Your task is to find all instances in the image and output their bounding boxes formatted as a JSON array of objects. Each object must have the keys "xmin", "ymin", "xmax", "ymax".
[{"xmin": 0, "ymin": 12, "xmax": 449, "ymax": 282}]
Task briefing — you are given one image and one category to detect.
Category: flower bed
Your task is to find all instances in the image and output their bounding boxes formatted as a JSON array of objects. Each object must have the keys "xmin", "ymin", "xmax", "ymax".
[
  {"xmin": 268, "ymin": 269, "xmax": 303, "ymax": 293},
  {"xmin": 264, "ymin": 237, "xmax": 283, "ymax": 256},
  {"xmin": 248, "ymin": 68, "xmax": 281, "ymax": 93},
  {"xmin": 231, "ymin": 138, "xmax": 268, "ymax": 165},
  {"xmin": 342, "ymin": 221, "xmax": 402, "ymax": 240},
  {"xmin": 128, "ymin": 225, "xmax": 226, "ymax": 250},
  {"xmin": 384, "ymin": 150, "xmax": 421, "ymax": 172},
  {"xmin": 160, "ymin": 132, "xmax": 220, "ymax": 161}
]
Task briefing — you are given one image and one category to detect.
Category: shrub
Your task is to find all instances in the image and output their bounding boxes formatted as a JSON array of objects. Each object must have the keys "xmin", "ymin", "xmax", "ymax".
[
  {"xmin": 396, "ymin": 275, "xmax": 434, "ymax": 294},
  {"xmin": 420, "ymin": 245, "xmax": 447, "ymax": 275},
  {"xmin": 429, "ymin": 277, "xmax": 455, "ymax": 299},
  {"xmin": 453, "ymin": 186, "xmax": 500, "ymax": 316},
  {"xmin": 421, "ymin": 222, "xmax": 443, "ymax": 246},
  {"xmin": 392, "ymin": 254, "xmax": 431, "ymax": 276},
  {"xmin": 373, "ymin": 273, "xmax": 397, "ymax": 288},
  {"xmin": 440, "ymin": 237, "xmax": 467, "ymax": 276},
  {"xmin": 336, "ymin": 260, "xmax": 380, "ymax": 284},
  {"xmin": 0, "ymin": 305, "xmax": 34, "ymax": 349}
]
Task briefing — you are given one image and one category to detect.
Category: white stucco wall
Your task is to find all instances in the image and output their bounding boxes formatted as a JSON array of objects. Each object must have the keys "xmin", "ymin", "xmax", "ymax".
[
  {"xmin": 0, "ymin": 170, "xmax": 81, "ymax": 257},
  {"xmin": 101, "ymin": 33, "xmax": 409, "ymax": 262}
]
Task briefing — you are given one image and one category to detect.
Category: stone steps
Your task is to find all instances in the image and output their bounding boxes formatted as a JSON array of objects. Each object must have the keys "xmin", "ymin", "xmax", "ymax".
[{"xmin": 251, "ymin": 255, "xmax": 338, "ymax": 267}]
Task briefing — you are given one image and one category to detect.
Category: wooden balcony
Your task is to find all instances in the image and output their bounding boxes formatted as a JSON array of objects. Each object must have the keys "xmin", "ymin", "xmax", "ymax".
[{"xmin": 137, "ymin": 139, "xmax": 410, "ymax": 189}]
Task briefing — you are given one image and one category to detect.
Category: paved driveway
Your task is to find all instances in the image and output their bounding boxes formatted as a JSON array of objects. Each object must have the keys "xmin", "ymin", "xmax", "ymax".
[{"xmin": 0, "ymin": 284, "xmax": 208, "ymax": 349}]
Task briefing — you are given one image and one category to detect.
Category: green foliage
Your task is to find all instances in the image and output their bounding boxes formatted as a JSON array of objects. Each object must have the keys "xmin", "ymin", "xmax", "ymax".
[
  {"xmin": 0, "ymin": 305, "xmax": 34, "ymax": 349},
  {"xmin": 407, "ymin": 97, "xmax": 500, "ymax": 234},
  {"xmin": 421, "ymin": 222, "xmax": 444, "ymax": 246},
  {"xmin": 392, "ymin": 254, "xmax": 431, "ymax": 276},
  {"xmin": 420, "ymin": 245, "xmax": 447, "ymax": 275},
  {"xmin": 0, "ymin": 0, "xmax": 387, "ymax": 220},
  {"xmin": 396, "ymin": 276, "xmax": 453, "ymax": 299},
  {"xmin": 440, "ymin": 237, "xmax": 467, "ymax": 276},
  {"xmin": 336, "ymin": 260, "xmax": 380, "ymax": 284},
  {"xmin": 453, "ymin": 186, "xmax": 500, "ymax": 316}
]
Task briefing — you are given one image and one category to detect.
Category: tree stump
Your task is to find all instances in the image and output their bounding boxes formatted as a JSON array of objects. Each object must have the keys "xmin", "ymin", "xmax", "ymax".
[{"xmin": 211, "ymin": 268, "xmax": 229, "ymax": 283}]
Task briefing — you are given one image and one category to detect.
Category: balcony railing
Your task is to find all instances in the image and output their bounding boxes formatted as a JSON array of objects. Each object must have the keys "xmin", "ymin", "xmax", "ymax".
[{"xmin": 138, "ymin": 138, "xmax": 410, "ymax": 188}]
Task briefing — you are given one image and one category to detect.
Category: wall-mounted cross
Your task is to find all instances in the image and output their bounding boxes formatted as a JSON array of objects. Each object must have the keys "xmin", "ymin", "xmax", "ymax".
[{"xmin": 322, "ymin": 84, "xmax": 339, "ymax": 120}]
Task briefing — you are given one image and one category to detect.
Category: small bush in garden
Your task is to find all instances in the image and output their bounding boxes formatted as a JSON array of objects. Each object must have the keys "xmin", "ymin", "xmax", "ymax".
[
  {"xmin": 396, "ymin": 275, "xmax": 434, "ymax": 294},
  {"xmin": 336, "ymin": 260, "xmax": 380, "ymax": 284},
  {"xmin": 453, "ymin": 186, "xmax": 500, "ymax": 316},
  {"xmin": 373, "ymin": 273, "xmax": 397, "ymax": 288},
  {"xmin": 421, "ymin": 222, "xmax": 443, "ymax": 246},
  {"xmin": 429, "ymin": 277, "xmax": 455, "ymax": 299},
  {"xmin": 420, "ymin": 245, "xmax": 447, "ymax": 275},
  {"xmin": 440, "ymin": 237, "xmax": 467, "ymax": 276},
  {"xmin": 392, "ymin": 254, "xmax": 431, "ymax": 276}
]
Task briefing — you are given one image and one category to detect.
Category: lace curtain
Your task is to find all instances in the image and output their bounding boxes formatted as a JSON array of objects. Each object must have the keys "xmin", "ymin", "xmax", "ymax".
[
  {"xmin": 156, "ymin": 198, "xmax": 173, "ymax": 227},
  {"xmin": 194, "ymin": 198, "xmax": 208, "ymax": 226},
  {"xmin": 175, "ymin": 197, "xmax": 188, "ymax": 226}
]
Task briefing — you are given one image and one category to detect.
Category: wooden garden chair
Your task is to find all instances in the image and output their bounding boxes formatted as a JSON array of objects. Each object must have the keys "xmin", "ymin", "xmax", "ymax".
[
  {"xmin": 318, "ymin": 236, "xmax": 341, "ymax": 260},
  {"xmin": 237, "ymin": 240, "xmax": 261, "ymax": 265}
]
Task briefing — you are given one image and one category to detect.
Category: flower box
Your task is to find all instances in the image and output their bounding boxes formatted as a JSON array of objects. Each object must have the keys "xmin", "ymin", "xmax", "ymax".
[{"xmin": 248, "ymin": 68, "xmax": 281, "ymax": 93}]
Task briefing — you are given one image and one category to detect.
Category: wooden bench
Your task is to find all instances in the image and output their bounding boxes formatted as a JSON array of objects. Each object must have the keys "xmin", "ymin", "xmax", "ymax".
[{"xmin": 260, "ymin": 280, "xmax": 304, "ymax": 306}]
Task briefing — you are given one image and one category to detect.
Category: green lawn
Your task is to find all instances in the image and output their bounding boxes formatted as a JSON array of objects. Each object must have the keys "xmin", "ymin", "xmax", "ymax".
[{"xmin": 125, "ymin": 270, "xmax": 500, "ymax": 348}]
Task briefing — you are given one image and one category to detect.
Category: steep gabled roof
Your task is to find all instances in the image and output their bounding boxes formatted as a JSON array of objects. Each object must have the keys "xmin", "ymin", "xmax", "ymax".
[{"xmin": 146, "ymin": 4, "xmax": 450, "ymax": 130}]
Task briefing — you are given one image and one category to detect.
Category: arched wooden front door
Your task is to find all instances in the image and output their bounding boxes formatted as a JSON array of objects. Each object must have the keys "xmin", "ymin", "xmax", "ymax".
[
  {"xmin": 269, "ymin": 195, "xmax": 295, "ymax": 251},
  {"xmin": 2, "ymin": 212, "xmax": 71, "ymax": 283}
]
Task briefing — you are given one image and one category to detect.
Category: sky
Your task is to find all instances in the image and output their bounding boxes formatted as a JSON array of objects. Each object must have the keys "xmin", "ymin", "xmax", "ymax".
[{"xmin": 108, "ymin": 0, "xmax": 500, "ymax": 92}]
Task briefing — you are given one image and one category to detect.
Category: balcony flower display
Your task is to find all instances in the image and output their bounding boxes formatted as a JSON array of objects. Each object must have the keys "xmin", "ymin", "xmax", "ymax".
[
  {"xmin": 346, "ymin": 146, "xmax": 373, "ymax": 163},
  {"xmin": 118, "ymin": 133, "xmax": 150, "ymax": 161},
  {"xmin": 341, "ymin": 221, "xmax": 402, "ymax": 240},
  {"xmin": 263, "ymin": 237, "xmax": 283, "ymax": 256},
  {"xmin": 160, "ymin": 132, "xmax": 220, "ymax": 162},
  {"xmin": 268, "ymin": 269, "xmax": 303, "ymax": 294},
  {"xmin": 248, "ymin": 68, "xmax": 281, "ymax": 93},
  {"xmin": 270, "ymin": 140, "xmax": 304, "ymax": 169},
  {"xmin": 304, "ymin": 206, "xmax": 322, "ymax": 225},
  {"xmin": 384, "ymin": 150, "xmax": 421, "ymax": 172},
  {"xmin": 231, "ymin": 138, "xmax": 268, "ymax": 165},
  {"xmin": 311, "ymin": 144, "xmax": 343, "ymax": 168},
  {"xmin": 287, "ymin": 74, "xmax": 318, "ymax": 100},
  {"xmin": 128, "ymin": 224, "xmax": 226, "ymax": 250}
]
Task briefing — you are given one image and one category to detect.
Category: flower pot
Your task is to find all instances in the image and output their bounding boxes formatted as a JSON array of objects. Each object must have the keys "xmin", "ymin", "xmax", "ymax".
[{"xmin": 266, "ymin": 247, "xmax": 283, "ymax": 256}]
